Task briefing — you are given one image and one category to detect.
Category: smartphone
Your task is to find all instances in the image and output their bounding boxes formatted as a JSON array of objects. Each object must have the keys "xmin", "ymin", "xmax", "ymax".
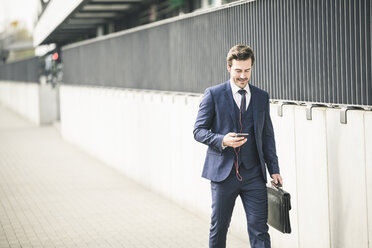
[{"xmin": 235, "ymin": 133, "xmax": 249, "ymax": 138}]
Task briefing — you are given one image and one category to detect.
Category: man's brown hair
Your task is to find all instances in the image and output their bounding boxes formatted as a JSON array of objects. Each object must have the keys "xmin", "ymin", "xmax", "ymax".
[{"xmin": 226, "ymin": 45, "xmax": 255, "ymax": 67}]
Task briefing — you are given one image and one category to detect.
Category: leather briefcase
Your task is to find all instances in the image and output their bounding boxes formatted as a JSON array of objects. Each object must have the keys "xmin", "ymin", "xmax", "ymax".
[{"xmin": 267, "ymin": 186, "xmax": 292, "ymax": 233}]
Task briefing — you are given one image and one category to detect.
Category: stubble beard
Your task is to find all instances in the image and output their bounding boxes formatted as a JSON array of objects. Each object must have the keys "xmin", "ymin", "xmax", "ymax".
[{"xmin": 233, "ymin": 77, "xmax": 249, "ymax": 89}]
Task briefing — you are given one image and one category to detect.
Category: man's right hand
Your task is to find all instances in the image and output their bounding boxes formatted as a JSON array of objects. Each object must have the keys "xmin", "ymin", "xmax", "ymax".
[{"xmin": 223, "ymin": 132, "xmax": 247, "ymax": 148}]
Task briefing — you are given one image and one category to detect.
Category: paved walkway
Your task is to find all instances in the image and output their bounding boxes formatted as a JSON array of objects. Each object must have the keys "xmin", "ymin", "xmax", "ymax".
[{"xmin": 0, "ymin": 105, "xmax": 249, "ymax": 248}]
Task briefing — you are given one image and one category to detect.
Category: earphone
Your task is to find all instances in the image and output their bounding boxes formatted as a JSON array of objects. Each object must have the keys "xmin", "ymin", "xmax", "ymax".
[{"xmin": 233, "ymin": 104, "xmax": 244, "ymax": 181}]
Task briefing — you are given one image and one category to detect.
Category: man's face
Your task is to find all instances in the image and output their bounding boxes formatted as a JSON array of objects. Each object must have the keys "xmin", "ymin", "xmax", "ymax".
[{"xmin": 227, "ymin": 59, "xmax": 252, "ymax": 89}]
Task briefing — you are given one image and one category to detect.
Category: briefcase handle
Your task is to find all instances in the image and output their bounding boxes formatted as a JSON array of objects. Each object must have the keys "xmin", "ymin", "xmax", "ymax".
[{"xmin": 271, "ymin": 180, "xmax": 282, "ymax": 189}]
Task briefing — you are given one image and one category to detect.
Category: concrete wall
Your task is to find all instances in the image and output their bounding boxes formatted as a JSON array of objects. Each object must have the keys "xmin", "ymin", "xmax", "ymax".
[
  {"xmin": 58, "ymin": 85, "xmax": 372, "ymax": 248},
  {"xmin": 0, "ymin": 81, "xmax": 40, "ymax": 124},
  {"xmin": 2, "ymin": 82, "xmax": 371, "ymax": 247},
  {"xmin": 0, "ymin": 81, "xmax": 59, "ymax": 125}
]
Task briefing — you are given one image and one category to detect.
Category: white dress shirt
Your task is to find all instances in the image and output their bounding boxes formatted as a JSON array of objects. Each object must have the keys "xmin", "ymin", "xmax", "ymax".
[
  {"xmin": 221, "ymin": 80, "xmax": 251, "ymax": 149},
  {"xmin": 229, "ymin": 79, "xmax": 251, "ymax": 110}
]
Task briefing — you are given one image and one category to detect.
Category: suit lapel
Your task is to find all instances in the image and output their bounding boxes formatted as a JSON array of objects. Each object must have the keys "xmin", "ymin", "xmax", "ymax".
[
  {"xmin": 249, "ymin": 84, "xmax": 258, "ymax": 134},
  {"xmin": 223, "ymin": 81, "xmax": 238, "ymax": 131}
]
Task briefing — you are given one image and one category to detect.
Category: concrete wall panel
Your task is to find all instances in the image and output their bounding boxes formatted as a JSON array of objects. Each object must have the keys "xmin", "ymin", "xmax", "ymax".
[
  {"xmin": 365, "ymin": 112, "xmax": 372, "ymax": 248},
  {"xmin": 294, "ymin": 106, "xmax": 330, "ymax": 248},
  {"xmin": 39, "ymin": 84, "xmax": 58, "ymax": 124},
  {"xmin": 188, "ymin": 96, "xmax": 211, "ymax": 216},
  {"xmin": 0, "ymin": 81, "xmax": 39, "ymax": 124},
  {"xmin": 326, "ymin": 109, "xmax": 368, "ymax": 248},
  {"xmin": 269, "ymin": 104, "xmax": 299, "ymax": 248}
]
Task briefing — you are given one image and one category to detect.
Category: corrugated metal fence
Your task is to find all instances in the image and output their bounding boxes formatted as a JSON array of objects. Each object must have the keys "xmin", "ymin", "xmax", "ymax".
[
  {"xmin": 1, "ymin": 0, "xmax": 371, "ymax": 106},
  {"xmin": 0, "ymin": 57, "xmax": 40, "ymax": 83},
  {"xmin": 61, "ymin": 0, "xmax": 371, "ymax": 106}
]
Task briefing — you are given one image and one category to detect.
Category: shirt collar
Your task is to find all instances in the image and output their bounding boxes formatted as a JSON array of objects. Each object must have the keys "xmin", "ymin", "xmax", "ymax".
[{"xmin": 229, "ymin": 79, "xmax": 250, "ymax": 95}]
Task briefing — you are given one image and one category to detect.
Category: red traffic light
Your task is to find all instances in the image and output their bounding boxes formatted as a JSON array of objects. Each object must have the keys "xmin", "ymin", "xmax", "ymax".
[{"xmin": 52, "ymin": 52, "xmax": 59, "ymax": 61}]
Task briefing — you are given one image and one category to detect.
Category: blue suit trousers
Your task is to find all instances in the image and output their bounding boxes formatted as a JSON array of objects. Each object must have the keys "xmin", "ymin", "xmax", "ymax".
[{"xmin": 209, "ymin": 166, "xmax": 270, "ymax": 248}]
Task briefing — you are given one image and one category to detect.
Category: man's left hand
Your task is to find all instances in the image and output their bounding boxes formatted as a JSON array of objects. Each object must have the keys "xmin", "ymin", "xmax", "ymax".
[{"xmin": 271, "ymin": 174, "xmax": 283, "ymax": 187}]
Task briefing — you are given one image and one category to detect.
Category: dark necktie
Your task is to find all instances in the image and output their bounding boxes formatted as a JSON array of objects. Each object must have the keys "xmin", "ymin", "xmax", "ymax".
[
  {"xmin": 238, "ymin": 89, "xmax": 247, "ymax": 115},
  {"xmin": 234, "ymin": 89, "xmax": 247, "ymax": 181}
]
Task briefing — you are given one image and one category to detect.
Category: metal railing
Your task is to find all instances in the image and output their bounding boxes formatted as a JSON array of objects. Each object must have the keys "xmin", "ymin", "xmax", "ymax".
[
  {"xmin": 2, "ymin": 0, "xmax": 371, "ymax": 106},
  {"xmin": 0, "ymin": 57, "xmax": 40, "ymax": 83}
]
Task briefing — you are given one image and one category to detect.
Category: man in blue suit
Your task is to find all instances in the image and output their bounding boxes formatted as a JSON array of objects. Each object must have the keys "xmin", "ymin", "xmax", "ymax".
[{"xmin": 193, "ymin": 45, "xmax": 283, "ymax": 248}]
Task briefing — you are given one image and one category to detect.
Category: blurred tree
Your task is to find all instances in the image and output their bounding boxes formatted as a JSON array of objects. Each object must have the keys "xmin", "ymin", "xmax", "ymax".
[
  {"xmin": 169, "ymin": 0, "xmax": 184, "ymax": 9},
  {"xmin": 0, "ymin": 20, "xmax": 34, "ymax": 62}
]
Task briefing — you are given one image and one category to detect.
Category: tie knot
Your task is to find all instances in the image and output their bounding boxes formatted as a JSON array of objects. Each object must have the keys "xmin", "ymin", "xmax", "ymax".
[{"xmin": 238, "ymin": 89, "xmax": 246, "ymax": 96}]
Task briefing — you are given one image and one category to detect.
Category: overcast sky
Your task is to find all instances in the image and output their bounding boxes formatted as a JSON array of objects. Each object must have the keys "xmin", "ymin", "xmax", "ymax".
[{"xmin": 0, "ymin": 0, "xmax": 39, "ymax": 33}]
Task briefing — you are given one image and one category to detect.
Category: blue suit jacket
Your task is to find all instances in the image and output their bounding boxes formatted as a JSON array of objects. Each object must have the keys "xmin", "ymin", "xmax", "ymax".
[{"xmin": 193, "ymin": 81, "xmax": 279, "ymax": 182}]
